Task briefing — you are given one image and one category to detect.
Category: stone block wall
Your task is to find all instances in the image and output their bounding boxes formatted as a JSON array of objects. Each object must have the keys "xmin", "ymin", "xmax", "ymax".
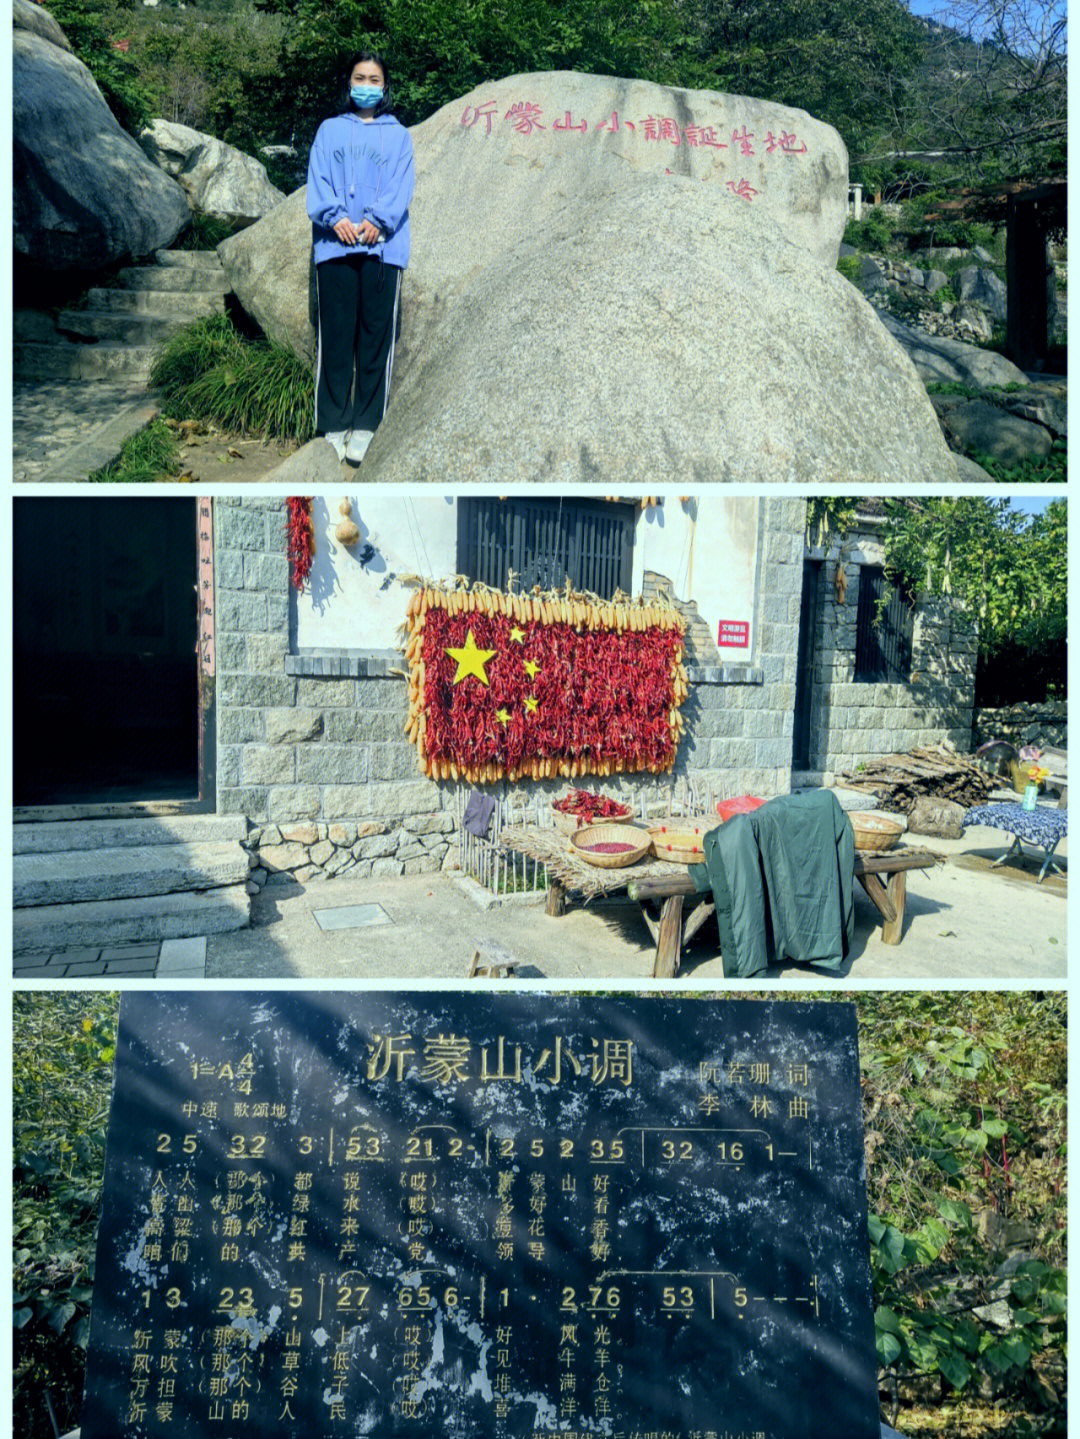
[
  {"xmin": 213, "ymin": 497, "xmax": 803, "ymax": 884},
  {"xmin": 807, "ymin": 530, "xmax": 978, "ymax": 773},
  {"xmin": 972, "ymin": 701, "xmax": 1067, "ymax": 751}
]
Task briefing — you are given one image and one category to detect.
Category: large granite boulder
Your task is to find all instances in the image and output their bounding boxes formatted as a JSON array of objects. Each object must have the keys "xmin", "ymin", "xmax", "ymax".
[
  {"xmin": 13, "ymin": 0, "xmax": 70, "ymax": 50},
  {"xmin": 221, "ymin": 72, "xmax": 958, "ymax": 482},
  {"xmin": 139, "ymin": 119, "xmax": 285, "ymax": 228},
  {"xmin": 14, "ymin": 7, "xmax": 190, "ymax": 274},
  {"xmin": 219, "ymin": 187, "xmax": 314, "ymax": 359}
]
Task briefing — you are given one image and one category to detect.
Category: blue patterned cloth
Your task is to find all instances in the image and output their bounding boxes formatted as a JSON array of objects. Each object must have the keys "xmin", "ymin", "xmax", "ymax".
[{"xmin": 963, "ymin": 802, "xmax": 1067, "ymax": 847}]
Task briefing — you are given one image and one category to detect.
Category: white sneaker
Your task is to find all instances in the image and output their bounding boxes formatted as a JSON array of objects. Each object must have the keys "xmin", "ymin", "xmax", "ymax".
[
  {"xmin": 346, "ymin": 429, "xmax": 374, "ymax": 465},
  {"xmin": 324, "ymin": 431, "xmax": 347, "ymax": 462}
]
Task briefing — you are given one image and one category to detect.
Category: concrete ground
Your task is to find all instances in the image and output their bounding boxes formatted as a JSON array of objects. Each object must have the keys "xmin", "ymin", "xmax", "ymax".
[{"xmin": 202, "ymin": 826, "xmax": 1066, "ymax": 983}]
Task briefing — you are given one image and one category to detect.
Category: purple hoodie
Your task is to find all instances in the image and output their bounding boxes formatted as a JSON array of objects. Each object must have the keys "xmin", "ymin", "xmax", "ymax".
[{"xmin": 307, "ymin": 112, "xmax": 414, "ymax": 268}]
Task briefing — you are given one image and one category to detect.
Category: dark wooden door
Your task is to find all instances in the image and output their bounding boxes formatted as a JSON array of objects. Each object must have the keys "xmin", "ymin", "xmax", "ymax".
[
  {"xmin": 14, "ymin": 497, "xmax": 215, "ymax": 815},
  {"xmin": 792, "ymin": 559, "xmax": 821, "ymax": 771}
]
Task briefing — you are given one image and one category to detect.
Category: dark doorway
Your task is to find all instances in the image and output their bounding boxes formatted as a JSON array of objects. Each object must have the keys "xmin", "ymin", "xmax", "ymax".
[
  {"xmin": 1006, "ymin": 183, "xmax": 1067, "ymax": 373},
  {"xmin": 14, "ymin": 498, "xmax": 202, "ymax": 808},
  {"xmin": 792, "ymin": 559, "xmax": 822, "ymax": 771}
]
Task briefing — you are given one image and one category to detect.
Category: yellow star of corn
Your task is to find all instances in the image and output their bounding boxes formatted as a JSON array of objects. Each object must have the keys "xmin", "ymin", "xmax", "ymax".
[
  {"xmin": 523, "ymin": 659, "xmax": 541, "ymax": 679},
  {"xmin": 445, "ymin": 630, "xmax": 496, "ymax": 686},
  {"xmin": 524, "ymin": 695, "xmax": 539, "ymax": 714},
  {"xmin": 496, "ymin": 707, "xmax": 511, "ymax": 726},
  {"xmin": 509, "ymin": 625, "xmax": 526, "ymax": 643}
]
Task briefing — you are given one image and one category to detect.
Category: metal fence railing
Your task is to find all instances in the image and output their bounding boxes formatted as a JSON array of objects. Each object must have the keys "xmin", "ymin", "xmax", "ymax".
[{"xmin": 454, "ymin": 777, "xmax": 730, "ymax": 899}]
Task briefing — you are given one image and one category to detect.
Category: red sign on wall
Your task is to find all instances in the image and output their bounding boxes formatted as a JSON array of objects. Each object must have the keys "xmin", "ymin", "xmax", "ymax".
[{"xmin": 718, "ymin": 619, "xmax": 750, "ymax": 648}]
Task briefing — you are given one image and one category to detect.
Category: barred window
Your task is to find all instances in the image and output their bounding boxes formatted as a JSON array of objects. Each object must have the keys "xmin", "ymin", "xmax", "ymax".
[
  {"xmin": 457, "ymin": 498, "xmax": 634, "ymax": 599},
  {"xmin": 854, "ymin": 567, "xmax": 914, "ymax": 683}
]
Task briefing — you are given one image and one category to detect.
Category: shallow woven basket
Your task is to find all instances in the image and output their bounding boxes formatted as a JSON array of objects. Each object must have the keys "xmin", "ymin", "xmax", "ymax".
[
  {"xmin": 570, "ymin": 823, "xmax": 652, "ymax": 869},
  {"xmin": 552, "ymin": 803, "xmax": 632, "ymax": 835},
  {"xmin": 850, "ymin": 811, "xmax": 904, "ymax": 853},
  {"xmin": 647, "ymin": 823, "xmax": 711, "ymax": 865}
]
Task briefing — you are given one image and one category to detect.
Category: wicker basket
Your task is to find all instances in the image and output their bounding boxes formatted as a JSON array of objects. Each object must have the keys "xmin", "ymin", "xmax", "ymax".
[
  {"xmin": 570, "ymin": 823, "xmax": 652, "ymax": 869},
  {"xmin": 552, "ymin": 802, "xmax": 632, "ymax": 835},
  {"xmin": 647, "ymin": 823, "xmax": 713, "ymax": 865},
  {"xmin": 850, "ymin": 812, "xmax": 904, "ymax": 852}
]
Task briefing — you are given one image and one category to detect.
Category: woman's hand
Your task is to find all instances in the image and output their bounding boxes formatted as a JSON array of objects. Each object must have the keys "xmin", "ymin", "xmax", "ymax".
[
  {"xmin": 332, "ymin": 218, "xmax": 362, "ymax": 245},
  {"xmin": 357, "ymin": 220, "xmax": 383, "ymax": 246}
]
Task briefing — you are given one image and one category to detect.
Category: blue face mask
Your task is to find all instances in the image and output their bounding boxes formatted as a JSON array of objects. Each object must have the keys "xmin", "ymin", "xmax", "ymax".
[{"xmin": 350, "ymin": 85, "xmax": 383, "ymax": 109}]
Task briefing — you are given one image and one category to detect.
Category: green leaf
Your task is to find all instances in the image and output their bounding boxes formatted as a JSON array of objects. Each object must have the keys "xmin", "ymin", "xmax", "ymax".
[
  {"xmin": 982, "ymin": 1118, "xmax": 1009, "ymax": 1138},
  {"xmin": 1000, "ymin": 1333, "xmax": 1033, "ymax": 1366},
  {"xmin": 983, "ymin": 1342, "xmax": 1018, "ymax": 1373},
  {"xmin": 937, "ymin": 1199, "xmax": 972, "ymax": 1228},
  {"xmin": 875, "ymin": 1305, "xmax": 903, "ymax": 1334},
  {"xmin": 13, "ymin": 1307, "xmax": 33, "ymax": 1329},
  {"xmin": 46, "ymin": 1300, "xmax": 77, "ymax": 1334},
  {"xmin": 876, "ymin": 1330, "xmax": 903, "ymax": 1366},
  {"xmin": 938, "ymin": 1350, "xmax": 973, "ymax": 1389}
]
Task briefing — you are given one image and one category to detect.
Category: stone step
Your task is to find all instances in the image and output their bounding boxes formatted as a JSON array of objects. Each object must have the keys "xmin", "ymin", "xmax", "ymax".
[
  {"xmin": 155, "ymin": 249, "xmax": 227, "ymax": 269},
  {"xmin": 56, "ymin": 308, "xmax": 192, "ymax": 346},
  {"xmin": 84, "ymin": 286, "xmax": 226, "ymax": 317},
  {"xmin": 14, "ymin": 815, "xmax": 249, "ymax": 855},
  {"xmin": 13, "ymin": 884, "xmax": 251, "ymax": 954},
  {"xmin": 15, "ymin": 841, "xmax": 253, "ymax": 908},
  {"xmin": 14, "ymin": 340, "xmax": 157, "ymax": 382},
  {"xmin": 13, "ymin": 310, "xmax": 62, "ymax": 343},
  {"xmin": 116, "ymin": 265, "xmax": 228, "ymax": 293}
]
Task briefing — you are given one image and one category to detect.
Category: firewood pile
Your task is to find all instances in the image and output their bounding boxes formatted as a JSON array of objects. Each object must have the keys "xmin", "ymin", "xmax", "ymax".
[{"xmin": 835, "ymin": 745, "xmax": 995, "ymax": 815}]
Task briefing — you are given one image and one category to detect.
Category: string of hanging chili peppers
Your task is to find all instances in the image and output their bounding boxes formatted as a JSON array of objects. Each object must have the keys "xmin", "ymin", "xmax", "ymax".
[
  {"xmin": 286, "ymin": 497, "xmax": 314, "ymax": 591},
  {"xmin": 404, "ymin": 582, "xmax": 689, "ymax": 784}
]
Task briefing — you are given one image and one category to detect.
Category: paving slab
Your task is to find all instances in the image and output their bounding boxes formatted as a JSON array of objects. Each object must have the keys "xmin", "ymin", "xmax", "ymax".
[
  {"xmin": 313, "ymin": 903, "xmax": 393, "ymax": 932},
  {"xmin": 157, "ymin": 937, "xmax": 208, "ymax": 978}
]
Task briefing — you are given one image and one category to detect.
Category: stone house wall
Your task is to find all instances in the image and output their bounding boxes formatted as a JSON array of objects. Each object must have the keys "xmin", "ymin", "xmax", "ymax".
[
  {"xmin": 972, "ymin": 701, "xmax": 1067, "ymax": 751},
  {"xmin": 212, "ymin": 497, "xmax": 805, "ymax": 885},
  {"xmin": 806, "ymin": 527, "xmax": 978, "ymax": 774}
]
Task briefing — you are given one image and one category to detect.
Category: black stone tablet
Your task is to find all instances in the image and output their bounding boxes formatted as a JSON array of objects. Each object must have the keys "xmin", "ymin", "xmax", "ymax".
[{"xmin": 82, "ymin": 993, "xmax": 879, "ymax": 1439}]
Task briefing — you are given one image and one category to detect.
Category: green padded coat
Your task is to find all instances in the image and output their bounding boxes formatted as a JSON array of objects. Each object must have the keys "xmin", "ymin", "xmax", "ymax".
[{"xmin": 689, "ymin": 789, "xmax": 855, "ymax": 978}]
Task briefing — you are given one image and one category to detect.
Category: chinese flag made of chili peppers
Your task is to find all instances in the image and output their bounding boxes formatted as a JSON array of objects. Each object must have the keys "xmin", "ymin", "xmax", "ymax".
[{"xmin": 404, "ymin": 586, "xmax": 689, "ymax": 783}]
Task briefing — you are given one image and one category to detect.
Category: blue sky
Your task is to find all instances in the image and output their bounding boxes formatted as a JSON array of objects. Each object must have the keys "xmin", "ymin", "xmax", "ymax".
[
  {"xmin": 1011, "ymin": 498, "xmax": 1057, "ymax": 516},
  {"xmin": 905, "ymin": 0, "xmax": 1068, "ymax": 27}
]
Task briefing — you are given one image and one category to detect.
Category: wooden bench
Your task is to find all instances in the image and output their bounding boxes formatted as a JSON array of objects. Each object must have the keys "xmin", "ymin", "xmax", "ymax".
[{"xmin": 624, "ymin": 849, "xmax": 942, "ymax": 978}]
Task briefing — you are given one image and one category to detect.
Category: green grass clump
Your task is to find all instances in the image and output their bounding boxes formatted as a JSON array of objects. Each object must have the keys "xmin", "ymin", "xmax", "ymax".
[
  {"xmin": 151, "ymin": 315, "xmax": 314, "ymax": 443},
  {"xmin": 836, "ymin": 255, "xmax": 862, "ymax": 284},
  {"xmin": 171, "ymin": 214, "xmax": 236, "ymax": 252},
  {"xmin": 88, "ymin": 418, "xmax": 182, "ymax": 482}
]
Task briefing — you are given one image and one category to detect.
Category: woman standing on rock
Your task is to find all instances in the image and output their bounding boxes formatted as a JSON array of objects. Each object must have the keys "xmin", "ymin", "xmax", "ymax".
[{"xmin": 307, "ymin": 52, "xmax": 414, "ymax": 466}]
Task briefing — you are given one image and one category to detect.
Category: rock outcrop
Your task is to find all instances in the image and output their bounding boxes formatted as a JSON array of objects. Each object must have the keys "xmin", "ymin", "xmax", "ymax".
[
  {"xmin": 139, "ymin": 119, "xmax": 285, "ymax": 228},
  {"xmin": 14, "ymin": 6, "xmax": 190, "ymax": 275},
  {"xmin": 879, "ymin": 314, "xmax": 1029, "ymax": 389},
  {"xmin": 221, "ymin": 72, "xmax": 958, "ymax": 482}
]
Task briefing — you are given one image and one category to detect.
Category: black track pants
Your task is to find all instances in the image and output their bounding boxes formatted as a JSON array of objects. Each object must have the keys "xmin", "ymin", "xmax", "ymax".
[{"xmin": 314, "ymin": 253, "xmax": 401, "ymax": 434}]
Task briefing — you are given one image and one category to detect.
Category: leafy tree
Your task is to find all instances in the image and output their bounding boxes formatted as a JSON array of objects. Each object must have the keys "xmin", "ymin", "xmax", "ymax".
[
  {"xmin": 133, "ymin": 7, "xmax": 286, "ymax": 150},
  {"xmin": 678, "ymin": 0, "xmax": 924, "ymax": 161},
  {"xmin": 878, "ymin": 498, "xmax": 1067, "ymax": 703},
  {"xmin": 44, "ymin": 0, "xmax": 154, "ymax": 130}
]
